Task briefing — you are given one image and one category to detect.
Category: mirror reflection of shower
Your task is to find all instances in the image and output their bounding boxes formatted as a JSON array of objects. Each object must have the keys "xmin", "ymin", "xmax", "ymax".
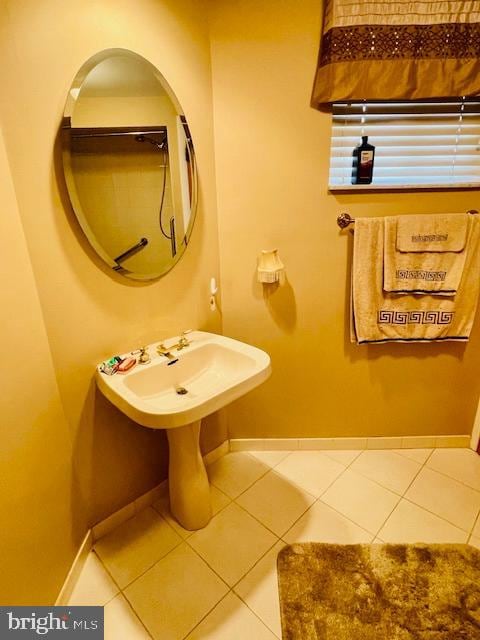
[
  {"xmin": 61, "ymin": 49, "xmax": 198, "ymax": 280},
  {"xmin": 135, "ymin": 133, "xmax": 176, "ymax": 257}
]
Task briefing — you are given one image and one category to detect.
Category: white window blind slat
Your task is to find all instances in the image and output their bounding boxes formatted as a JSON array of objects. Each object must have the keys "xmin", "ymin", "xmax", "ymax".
[{"xmin": 329, "ymin": 99, "xmax": 480, "ymax": 189}]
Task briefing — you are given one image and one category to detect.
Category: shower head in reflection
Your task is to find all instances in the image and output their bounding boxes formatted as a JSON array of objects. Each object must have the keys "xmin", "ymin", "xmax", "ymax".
[
  {"xmin": 135, "ymin": 134, "xmax": 168, "ymax": 151},
  {"xmin": 134, "ymin": 132, "xmax": 173, "ymax": 252}
]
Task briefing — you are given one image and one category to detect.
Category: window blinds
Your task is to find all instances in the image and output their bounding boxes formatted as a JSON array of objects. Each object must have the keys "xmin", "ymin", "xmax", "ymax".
[{"xmin": 329, "ymin": 99, "xmax": 480, "ymax": 189}]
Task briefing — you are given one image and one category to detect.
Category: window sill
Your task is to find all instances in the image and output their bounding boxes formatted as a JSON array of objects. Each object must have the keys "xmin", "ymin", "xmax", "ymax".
[{"xmin": 328, "ymin": 183, "xmax": 480, "ymax": 192}]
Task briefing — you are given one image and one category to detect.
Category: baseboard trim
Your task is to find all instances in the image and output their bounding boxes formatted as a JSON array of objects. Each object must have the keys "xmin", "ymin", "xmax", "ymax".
[
  {"xmin": 55, "ymin": 530, "xmax": 92, "ymax": 605},
  {"xmin": 229, "ymin": 435, "xmax": 471, "ymax": 451}
]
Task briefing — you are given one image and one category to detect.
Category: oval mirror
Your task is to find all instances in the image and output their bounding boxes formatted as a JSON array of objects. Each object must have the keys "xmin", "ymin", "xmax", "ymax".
[{"xmin": 61, "ymin": 49, "xmax": 197, "ymax": 280}]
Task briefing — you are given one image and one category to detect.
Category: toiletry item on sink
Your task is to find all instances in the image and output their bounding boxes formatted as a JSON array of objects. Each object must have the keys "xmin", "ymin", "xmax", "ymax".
[
  {"xmin": 117, "ymin": 357, "xmax": 137, "ymax": 373},
  {"xmin": 100, "ymin": 355, "xmax": 137, "ymax": 375},
  {"xmin": 100, "ymin": 356, "xmax": 122, "ymax": 375}
]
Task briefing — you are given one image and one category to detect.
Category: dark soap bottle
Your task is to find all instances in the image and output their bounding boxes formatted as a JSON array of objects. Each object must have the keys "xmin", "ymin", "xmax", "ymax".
[{"xmin": 352, "ymin": 135, "xmax": 375, "ymax": 184}]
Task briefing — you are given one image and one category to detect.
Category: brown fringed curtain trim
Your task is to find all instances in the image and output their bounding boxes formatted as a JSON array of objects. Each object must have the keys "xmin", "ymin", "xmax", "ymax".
[{"xmin": 312, "ymin": 1, "xmax": 480, "ymax": 107}]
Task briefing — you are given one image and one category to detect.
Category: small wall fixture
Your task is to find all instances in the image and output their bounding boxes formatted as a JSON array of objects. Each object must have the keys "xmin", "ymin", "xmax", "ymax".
[
  {"xmin": 209, "ymin": 277, "xmax": 219, "ymax": 311},
  {"xmin": 257, "ymin": 249, "xmax": 285, "ymax": 284}
]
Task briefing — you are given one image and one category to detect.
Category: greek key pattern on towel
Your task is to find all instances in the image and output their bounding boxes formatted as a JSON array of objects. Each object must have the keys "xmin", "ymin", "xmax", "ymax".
[
  {"xmin": 378, "ymin": 310, "xmax": 454, "ymax": 325},
  {"xmin": 396, "ymin": 269, "xmax": 447, "ymax": 281}
]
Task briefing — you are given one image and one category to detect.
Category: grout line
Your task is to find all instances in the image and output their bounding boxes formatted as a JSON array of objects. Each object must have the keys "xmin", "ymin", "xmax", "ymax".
[
  {"xmin": 424, "ymin": 451, "xmax": 480, "ymax": 494},
  {"xmin": 102, "ymin": 524, "xmax": 184, "ymax": 594},
  {"xmin": 399, "ymin": 496, "xmax": 470, "ymax": 537},
  {"xmin": 298, "ymin": 496, "xmax": 377, "ymax": 538},
  {"xmin": 234, "ymin": 594, "xmax": 282, "ymax": 640},
  {"xmin": 234, "ymin": 487, "xmax": 316, "ymax": 540},
  {"xmin": 116, "ymin": 592, "xmax": 155, "ymax": 640},
  {"xmin": 118, "ymin": 543, "xmax": 231, "ymax": 640},
  {"xmin": 83, "ymin": 551, "xmax": 153, "ymax": 639},
  {"xmin": 208, "ymin": 451, "xmax": 273, "ymax": 501},
  {"xmin": 179, "ymin": 591, "xmax": 233, "ymax": 640},
  {"xmin": 337, "ymin": 453, "xmax": 420, "ymax": 498},
  {"xmin": 321, "ymin": 449, "xmax": 363, "ymax": 468},
  {"xmin": 185, "ymin": 526, "xmax": 252, "ymax": 591},
  {"xmin": 90, "ymin": 549, "xmax": 123, "ymax": 597},
  {"xmin": 371, "ymin": 448, "xmax": 427, "ymax": 538},
  {"xmin": 469, "ymin": 507, "xmax": 480, "ymax": 537}
]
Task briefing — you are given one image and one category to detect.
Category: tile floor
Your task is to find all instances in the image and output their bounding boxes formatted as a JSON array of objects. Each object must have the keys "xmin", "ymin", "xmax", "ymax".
[{"xmin": 69, "ymin": 447, "xmax": 480, "ymax": 639}]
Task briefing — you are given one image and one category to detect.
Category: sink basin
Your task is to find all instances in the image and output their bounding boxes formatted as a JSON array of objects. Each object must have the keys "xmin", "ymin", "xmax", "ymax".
[
  {"xmin": 96, "ymin": 331, "xmax": 271, "ymax": 428},
  {"xmin": 96, "ymin": 331, "xmax": 271, "ymax": 531}
]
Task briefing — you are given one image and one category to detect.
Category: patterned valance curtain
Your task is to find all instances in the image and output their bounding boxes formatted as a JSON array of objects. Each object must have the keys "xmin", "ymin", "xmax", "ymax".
[{"xmin": 311, "ymin": 0, "xmax": 480, "ymax": 107}]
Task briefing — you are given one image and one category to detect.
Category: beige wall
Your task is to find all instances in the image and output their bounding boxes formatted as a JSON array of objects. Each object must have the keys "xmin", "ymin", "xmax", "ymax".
[
  {"xmin": 209, "ymin": 0, "xmax": 480, "ymax": 439},
  {"xmin": 0, "ymin": 125, "xmax": 77, "ymax": 604},
  {"xmin": 0, "ymin": 0, "xmax": 223, "ymax": 602}
]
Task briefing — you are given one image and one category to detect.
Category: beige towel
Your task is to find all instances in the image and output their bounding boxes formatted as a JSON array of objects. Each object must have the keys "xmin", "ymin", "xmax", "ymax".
[
  {"xmin": 352, "ymin": 216, "xmax": 480, "ymax": 344},
  {"xmin": 396, "ymin": 213, "xmax": 468, "ymax": 252},
  {"xmin": 384, "ymin": 216, "xmax": 469, "ymax": 296}
]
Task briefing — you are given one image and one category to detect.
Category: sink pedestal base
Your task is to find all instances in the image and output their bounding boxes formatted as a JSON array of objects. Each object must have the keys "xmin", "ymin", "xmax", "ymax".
[{"xmin": 166, "ymin": 420, "xmax": 212, "ymax": 530}]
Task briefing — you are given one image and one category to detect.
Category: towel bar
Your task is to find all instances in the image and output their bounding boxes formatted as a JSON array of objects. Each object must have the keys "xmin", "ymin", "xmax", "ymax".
[{"xmin": 337, "ymin": 210, "xmax": 479, "ymax": 229}]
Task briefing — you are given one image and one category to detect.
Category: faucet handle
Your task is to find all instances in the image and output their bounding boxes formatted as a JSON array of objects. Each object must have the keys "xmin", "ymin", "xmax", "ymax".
[
  {"xmin": 178, "ymin": 330, "xmax": 193, "ymax": 349},
  {"xmin": 133, "ymin": 345, "xmax": 151, "ymax": 364},
  {"xmin": 139, "ymin": 347, "xmax": 150, "ymax": 364}
]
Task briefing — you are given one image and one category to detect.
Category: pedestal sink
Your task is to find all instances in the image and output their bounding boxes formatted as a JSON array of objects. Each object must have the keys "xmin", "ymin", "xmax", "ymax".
[{"xmin": 96, "ymin": 331, "xmax": 271, "ymax": 530}]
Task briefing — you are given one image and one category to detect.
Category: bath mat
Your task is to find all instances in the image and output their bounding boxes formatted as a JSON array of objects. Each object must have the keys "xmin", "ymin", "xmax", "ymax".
[{"xmin": 277, "ymin": 543, "xmax": 480, "ymax": 639}]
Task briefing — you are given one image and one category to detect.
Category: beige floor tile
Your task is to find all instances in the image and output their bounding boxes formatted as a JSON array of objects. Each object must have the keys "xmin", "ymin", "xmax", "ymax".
[
  {"xmin": 153, "ymin": 485, "xmax": 230, "ymax": 539},
  {"xmin": 426, "ymin": 448, "xmax": 480, "ymax": 491},
  {"xmin": 68, "ymin": 552, "xmax": 119, "ymax": 606},
  {"xmin": 350, "ymin": 450, "xmax": 421, "ymax": 495},
  {"xmin": 94, "ymin": 507, "xmax": 181, "ymax": 588},
  {"xmin": 248, "ymin": 450, "xmax": 292, "ymax": 468},
  {"xmin": 283, "ymin": 500, "xmax": 372, "ymax": 544},
  {"xmin": 234, "ymin": 541, "xmax": 284, "ymax": 638},
  {"xmin": 321, "ymin": 469, "xmax": 399, "ymax": 534},
  {"xmin": 104, "ymin": 594, "xmax": 151, "ymax": 639},
  {"xmin": 188, "ymin": 502, "xmax": 277, "ymax": 586},
  {"xmin": 378, "ymin": 499, "xmax": 468, "ymax": 543},
  {"xmin": 405, "ymin": 467, "xmax": 480, "ymax": 531},
  {"xmin": 236, "ymin": 470, "xmax": 315, "ymax": 536},
  {"xmin": 392, "ymin": 448, "xmax": 433, "ymax": 464},
  {"xmin": 469, "ymin": 535, "xmax": 480, "ymax": 550},
  {"xmin": 208, "ymin": 452, "xmax": 269, "ymax": 498},
  {"xmin": 321, "ymin": 450, "xmax": 362, "ymax": 466},
  {"xmin": 274, "ymin": 451, "xmax": 344, "ymax": 497},
  {"xmin": 125, "ymin": 543, "xmax": 228, "ymax": 640},
  {"xmin": 185, "ymin": 592, "xmax": 278, "ymax": 639}
]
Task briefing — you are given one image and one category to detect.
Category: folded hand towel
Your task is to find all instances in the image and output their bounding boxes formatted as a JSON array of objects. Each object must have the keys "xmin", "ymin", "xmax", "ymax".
[
  {"xmin": 352, "ymin": 216, "xmax": 480, "ymax": 344},
  {"xmin": 384, "ymin": 216, "xmax": 469, "ymax": 296},
  {"xmin": 396, "ymin": 214, "xmax": 468, "ymax": 252}
]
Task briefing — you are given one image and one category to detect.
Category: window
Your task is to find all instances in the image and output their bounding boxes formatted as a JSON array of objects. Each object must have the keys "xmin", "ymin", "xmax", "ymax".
[{"xmin": 329, "ymin": 98, "xmax": 480, "ymax": 190}]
